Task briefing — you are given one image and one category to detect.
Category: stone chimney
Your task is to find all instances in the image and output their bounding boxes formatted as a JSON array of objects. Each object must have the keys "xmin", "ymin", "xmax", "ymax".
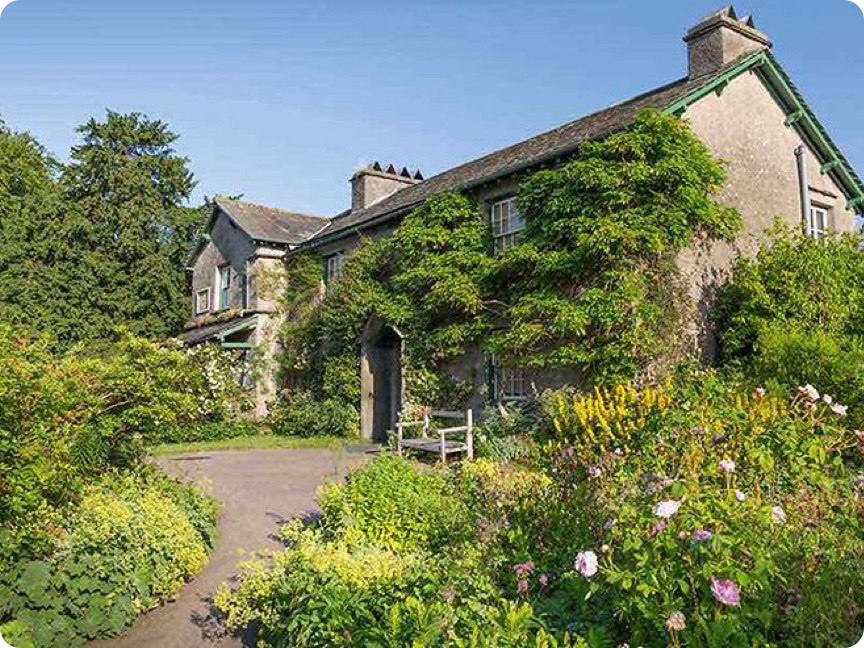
[
  {"xmin": 350, "ymin": 162, "xmax": 423, "ymax": 212},
  {"xmin": 684, "ymin": 6, "xmax": 771, "ymax": 79}
]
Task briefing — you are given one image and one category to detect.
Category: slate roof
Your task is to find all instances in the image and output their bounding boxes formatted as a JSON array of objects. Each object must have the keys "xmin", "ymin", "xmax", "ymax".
[
  {"xmin": 308, "ymin": 65, "xmax": 734, "ymax": 245},
  {"xmin": 215, "ymin": 197, "xmax": 328, "ymax": 246}
]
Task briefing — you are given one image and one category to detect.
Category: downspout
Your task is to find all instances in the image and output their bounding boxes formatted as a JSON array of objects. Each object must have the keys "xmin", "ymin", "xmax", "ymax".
[{"xmin": 795, "ymin": 145, "xmax": 811, "ymax": 236}]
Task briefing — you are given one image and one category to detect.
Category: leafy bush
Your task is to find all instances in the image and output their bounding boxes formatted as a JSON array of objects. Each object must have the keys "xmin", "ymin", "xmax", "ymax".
[
  {"xmin": 155, "ymin": 419, "xmax": 259, "ymax": 444},
  {"xmin": 0, "ymin": 327, "xmax": 245, "ymax": 571},
  {"xmin": 475, "ymin": 404, "xmax": 537, "ymax": 461},
  {"xmin": 0, "ymin": 470, "xmax": 217, "ymax": 647},
  {"xmin": 216, "ymin": 521, "xmax": 580, "ymax": 648},
  {"xmin": 715, "ymin": 228, "xmax": 864, "ymax": 361},
  {"xmin": 714, "ymin": 228, "xmax": 864, "ymax": 425},
  {"xmin": 318, "ymin": 455, "xmax": 472, "ymax": 551},
  {"xmin": 268, "ymin": 389, "xmax": 359, "ymax": 437}
]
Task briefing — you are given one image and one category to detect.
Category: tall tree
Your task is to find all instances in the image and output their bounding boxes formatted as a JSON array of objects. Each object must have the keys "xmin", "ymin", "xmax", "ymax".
[
  {"xmin": 61, "ymin": 110, "xmax": 200, "ymax": 341},
  {"xmin": 0, "ymin": 118, "xmax": 72, "ymax": 338}
]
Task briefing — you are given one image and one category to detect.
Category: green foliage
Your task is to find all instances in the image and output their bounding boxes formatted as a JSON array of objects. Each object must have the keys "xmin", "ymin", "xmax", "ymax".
[
  {"xmin": 475, "ymin": 404, "xmax": 537, "ymax": 461},
  {"xmin": 318, "ymin": 455, "xmax": 472, "ymax": 552},
  {"xmin": 155, "ymin": 419, "xmax": 259, "ymax": 444},
  {"xmin": 715, "ymin": 227, "xmax": 864, "ymax": 359},
  {"xmin": 0, "ymin": 118, "xmax": 67, "ymax": 341},
  {"xmin": 714, "ymin": 227, "xmax": 864, "ymax": 424},
  {"xmin": 0, "ymin": 326, "xmax": 244, "ymax": 572},
  {"xmin": 220, "ymin": 374, "xmax": 864, "ymax": 646},
  {"xmin": 278, "ymin": 192, "xmax": 492, "ymax": 414},
  {"xmin": 0, "ymin": 470, "xmax": 217, "ymax": 647},
  {"xmin": 535, "ymin": 372, "xmax": 864, "ymax": 646},
  {"xmin": 0, "ymin": 111, "xmax": 202, "ymax": 347},
  {"xmin": 490, "ymin": 110, "xmax": 740, "ymax": 383},
  {"xmin": 268, "ymin": 390, "xmax": 358, "ymax": 438}
]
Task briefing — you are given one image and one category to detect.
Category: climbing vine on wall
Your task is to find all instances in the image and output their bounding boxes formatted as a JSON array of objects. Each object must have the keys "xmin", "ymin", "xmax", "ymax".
[
  {"xmin": 277, "ymin": 110, "xmax": 742, "ymax": 419},
  {"xmin": 491, "ymin": 109, "xmax": 741, "ymax": 383},
  {"xmin": 278, "ymin": 192, "xmax": 494, "ymax": 412}
]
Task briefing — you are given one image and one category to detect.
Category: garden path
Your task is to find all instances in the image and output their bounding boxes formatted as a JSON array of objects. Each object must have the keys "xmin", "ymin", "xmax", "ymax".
[{"xmin": 90, "ymin": 447, "xmax": 370, "ymax": 648}]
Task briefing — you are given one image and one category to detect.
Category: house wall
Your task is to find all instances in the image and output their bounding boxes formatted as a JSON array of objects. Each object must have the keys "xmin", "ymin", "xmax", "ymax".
[
  {"xmin": 252, "ymin": 312, "xmax": 281, "ymax": 417},
  {"xmin": 248, "ymin": 251, "xmax": 286, "ymax": 314},
  {"xmin": 677, "ymin": 69, "xmax": 857, "ymax": 356},
  {"xmin": 190, "ymin": 212, "xmax": 293, "ymax": 326},
  {"xmin": 211, "ymin": 211, "xmax": 256, "ymax": 271},
  {"xmin": 189, "ymin": 239, "xmax": 247, "ymax": 324}
]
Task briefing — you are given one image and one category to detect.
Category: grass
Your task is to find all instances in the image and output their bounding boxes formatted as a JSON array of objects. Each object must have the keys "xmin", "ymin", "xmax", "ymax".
[{"xmin": 150, "ymin": 435, "xmax": 355, "ymax": 456}]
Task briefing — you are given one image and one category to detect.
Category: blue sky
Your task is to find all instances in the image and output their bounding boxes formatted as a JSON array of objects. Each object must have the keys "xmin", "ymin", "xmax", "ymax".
[{"xmin": 0, "ymin": 0, "xmax": 861, "ymax": 216}]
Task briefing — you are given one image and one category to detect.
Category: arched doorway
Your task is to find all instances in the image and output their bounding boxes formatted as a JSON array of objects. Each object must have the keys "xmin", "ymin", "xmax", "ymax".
[{"xmin": 360, "ymin": 320, "xmax": 404, "ymax": 443}]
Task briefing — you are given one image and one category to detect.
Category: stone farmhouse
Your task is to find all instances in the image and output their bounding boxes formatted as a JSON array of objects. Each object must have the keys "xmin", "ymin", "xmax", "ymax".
[{"xmin": 182, "ymin": 7, "xmax": 864, "ymax": 436}]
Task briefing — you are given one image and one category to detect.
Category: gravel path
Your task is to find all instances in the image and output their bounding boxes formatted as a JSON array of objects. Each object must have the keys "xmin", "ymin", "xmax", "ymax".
[{"xmin": 91, "ymin": 447, "xmax": 369, "ymax": 648}]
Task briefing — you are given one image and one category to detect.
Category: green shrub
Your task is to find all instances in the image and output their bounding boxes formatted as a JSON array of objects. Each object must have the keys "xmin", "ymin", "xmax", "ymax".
[
  {"xmin": 0, "ymin": 327, "xmax": 243, "ymax": 571},
  {"xmin": 318, "ymin": 455, "xmax": 472, "ymax": 552},
  {"xmin": 216, "ymin": 519, "xmax": 583, "ymax": 648},
  {"xmin": 268, "ymin": 389, "xmax": 358, "ymax": 437},
  {"xmin": 475, "ymin": 404, "xmax": 537, "ymax": 461},
  {"xmin": 155, "ymin": 419, "xmax": 260, "ymax": 444},
  {"xmin": 715, "ymin": 228, "xmax": 864, "ymax": 362},
  {"xmin": 0, "ymin": 470, "xmax": 217, "ymax": 647},
  {"xmin": 221, "ymin": 373, "xmax": 864, "ymax": 646},
  {"xmin": 714, "ymin": 228, "xmax": 864, "ymax": 427}
]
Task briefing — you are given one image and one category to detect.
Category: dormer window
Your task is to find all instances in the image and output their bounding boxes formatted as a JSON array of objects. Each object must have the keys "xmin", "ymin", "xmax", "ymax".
[
  {"xmin": 807, "ymin": 205, "xmax": 831, "ymax": 240},
  {"xmin": 491, "ymin": 197, "xmax": 526, "ymax": 253},
  {"xmin": 325, "ymin": 253, "xmax": 345, "ymax": 285}
]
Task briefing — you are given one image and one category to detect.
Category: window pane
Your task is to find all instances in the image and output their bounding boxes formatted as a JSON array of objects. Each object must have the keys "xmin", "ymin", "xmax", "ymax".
[
  {"xmin": 220, "ymin": 267, "xmax": 231, "ymax": 309},
  {"xmin": 196, "ymin": 289, "xmax": 209, "ymax": 314},
  {"xmin": 326, "ymin": 254, "xmax": 344, "ymax": 284},
  {"xmin": 491, "ymin": 198, "xmax": 526, "ymax": 253},
  {"xmin": 808, "ymin": 206, "xmax": 829, "ymax": 240},
  {"xmin": 491, "ymin": 355, "xmax": 529, "ymax": 401}
]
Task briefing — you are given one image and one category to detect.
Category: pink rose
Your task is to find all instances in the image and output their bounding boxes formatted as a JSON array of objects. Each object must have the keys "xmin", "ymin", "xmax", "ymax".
[
  {"xmin": 710, "ymin": 576, "xmax": 741, "ymax": 606},
  {"xmin": 575, "ymin": 551, "xmax": 598, "ymax": 578}
]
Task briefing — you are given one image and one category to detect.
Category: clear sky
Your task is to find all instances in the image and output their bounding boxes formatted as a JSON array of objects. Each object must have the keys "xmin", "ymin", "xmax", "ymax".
[{"xmin": 0, "ymin": 0, "xmax": 861, "ymax": 217}]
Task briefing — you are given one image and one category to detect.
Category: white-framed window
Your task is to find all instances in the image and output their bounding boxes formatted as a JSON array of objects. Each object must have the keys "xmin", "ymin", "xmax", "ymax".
[
  {"xmin": 325, "ymin": 253, "xmax": 345, "ymax": 285},
  {"xmin": 218, "ymin": 265, "xmax": 232, "ymax": 310},
  {"xmin": 490, "ymin": 355, "xmax": 529, "ymax": 402},
  {"xmin": 807, "ymin": 205, "xmax": 830, "ymax": 240},
  {"xmin": 195, "ymin": 288, "xmax": 211, "ymax": 315},
  {"xmin": 490, "ymin": 197, "xmax": 526, "ymax": 254}
]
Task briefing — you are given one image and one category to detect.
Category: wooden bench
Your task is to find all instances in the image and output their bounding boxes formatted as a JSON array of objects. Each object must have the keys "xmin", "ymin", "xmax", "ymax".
[{"xmin": 396, "ymin": 407, "xmax": 474, "ymax": 464}]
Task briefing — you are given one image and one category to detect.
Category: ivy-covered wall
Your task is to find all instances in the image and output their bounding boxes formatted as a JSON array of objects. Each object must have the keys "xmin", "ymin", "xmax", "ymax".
[{"xmin": 275, "ymin": 110, "xmax": 742, "ymax": 421}]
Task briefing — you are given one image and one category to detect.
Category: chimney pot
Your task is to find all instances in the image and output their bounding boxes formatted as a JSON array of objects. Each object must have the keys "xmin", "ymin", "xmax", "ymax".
[
  {"xmin": 684, "ymin": 5, "xmax": 771, "ymax": 79},
  {"xmin": 350, "ymin": 162, "xmax": 423, "ymax": 212}
]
